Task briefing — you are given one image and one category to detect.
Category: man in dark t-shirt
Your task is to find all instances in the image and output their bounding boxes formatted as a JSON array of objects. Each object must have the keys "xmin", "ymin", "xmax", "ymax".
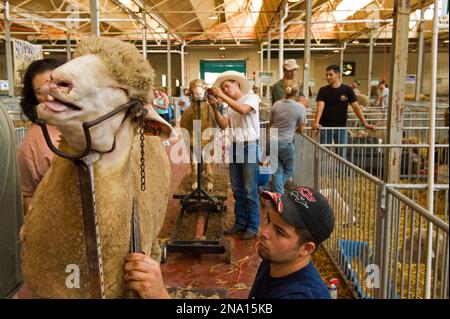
[
  {"xmin": 120, "ymin": 186, "xmax": 334, "ymax": 299},
  {"xmin": 249, "ymin": 186, "xmax": 335, "ymax": 299},
  {"xmin": 312, "ymin": 65, "xmax": 373, "ymax": 159}
]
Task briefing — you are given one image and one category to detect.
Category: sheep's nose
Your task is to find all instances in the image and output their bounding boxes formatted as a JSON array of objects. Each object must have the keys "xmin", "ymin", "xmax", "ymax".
[{"xmin": 49, "ymin": 79, "xmax": 73, "ymax": 94}]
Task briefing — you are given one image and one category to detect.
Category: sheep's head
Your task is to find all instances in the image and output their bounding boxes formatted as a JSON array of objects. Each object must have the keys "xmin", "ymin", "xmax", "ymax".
[
  {"xmin": 37, "ymin": 37, "xmax": 172, "ymax": 153},
  {"xmin": 189, "ymin": 79, "xmax": 207, "ymax": 101}
]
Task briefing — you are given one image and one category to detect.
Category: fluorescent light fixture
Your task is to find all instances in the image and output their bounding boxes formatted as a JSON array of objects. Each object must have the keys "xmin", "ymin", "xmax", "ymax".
[
  {"xmin": 154, "ymin": 27, "xmax": 165, "ymax": 33},
  {"xmin": 333, "ymin": 49, "xmax": 340, "ymax": 53},
  {"xmin": 262, "ymin": 41, "xmax": 268, "ymax": 45},
  {"xmin": 43, "ymin": 51, "xmax": 50, "ymax": 55},
  {"xmin": 288, "ymin": 0, "xmax": 301, "ymax": 2},
  {"xmin": 219, "ymin": 46, "xmax": 226, "ymax": 50},
  {"xmin": 209, "ymin": 14, "xmax": 218, "ymax": 20},
  {"xmin": 333, "ymin": 0, "xmax": 372, "ymax": 21},
  {"xmin": 444, "ymin": 39, "xmax": 449, "ymax": 43},
  {"xmin": 352, "ymin": 39, "xmax": 359, "ymax": 44},
  {"xmin": 174, "ymin": 41, "xmax": 181, "ymax": 45}
]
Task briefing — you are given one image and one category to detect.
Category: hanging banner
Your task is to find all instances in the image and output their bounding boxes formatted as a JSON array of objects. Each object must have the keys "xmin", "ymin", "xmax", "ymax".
[{"xmin": 13, "ymin": 39, "xmax": 43, "ymax": 87}]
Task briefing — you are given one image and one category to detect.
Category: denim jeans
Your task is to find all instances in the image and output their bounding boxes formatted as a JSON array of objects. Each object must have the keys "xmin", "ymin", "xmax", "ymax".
[
  {"xmin": 229, "ymin": 142, "xmax": 260, "ymax": 234},
  {"xmin": 269, "ymin": 140, "xmax": 295, "ymax": 194},
  {"xmin": 320, "ymin": 128, "xmax": 348, "ymax": 160}
]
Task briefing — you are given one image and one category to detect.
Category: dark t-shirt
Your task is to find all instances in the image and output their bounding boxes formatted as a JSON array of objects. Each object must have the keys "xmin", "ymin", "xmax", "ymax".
[
  {"xmin": 316, "ymin": 84, "xmax": 357, "ymax": 127},
  {"xmin": 248, "ymin": 260, "xmax": 331, "ymax": 299}
]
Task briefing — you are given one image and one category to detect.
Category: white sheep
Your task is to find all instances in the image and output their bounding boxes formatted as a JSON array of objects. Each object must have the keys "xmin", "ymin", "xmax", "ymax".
[{"xmin": 20, "ymin": 37, "xmax": 173, "ymax": 298}]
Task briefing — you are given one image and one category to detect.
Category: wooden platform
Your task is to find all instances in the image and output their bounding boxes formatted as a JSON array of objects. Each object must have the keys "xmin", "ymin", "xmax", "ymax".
[{"xmin": 173, "ymin": 173, "xmax": 229, "ymax": 201}]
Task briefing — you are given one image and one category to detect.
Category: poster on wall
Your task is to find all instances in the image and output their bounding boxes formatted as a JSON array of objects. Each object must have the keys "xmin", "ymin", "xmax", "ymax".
[
  {"xmin": 13, "ymin": 39, "xmax": 43, "ymax": 87},
  {"xmin": 342, "ymin": 62, "xmax": 356, "ymax": 76},
  {"xmin": 258, "ymin": 72, "xmax": 272, "ymax": 85}
]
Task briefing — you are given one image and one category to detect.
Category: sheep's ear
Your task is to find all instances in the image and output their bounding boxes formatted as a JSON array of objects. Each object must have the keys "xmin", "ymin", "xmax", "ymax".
[{"xmin": 143, "ymin": 105, "xmax": 174, "ymax": 138}]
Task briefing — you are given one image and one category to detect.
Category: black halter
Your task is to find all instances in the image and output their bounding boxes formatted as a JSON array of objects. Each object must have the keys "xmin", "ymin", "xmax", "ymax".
[{"xmin": 36, "ymin": 99, "xmax": 146, "ymax": 161}]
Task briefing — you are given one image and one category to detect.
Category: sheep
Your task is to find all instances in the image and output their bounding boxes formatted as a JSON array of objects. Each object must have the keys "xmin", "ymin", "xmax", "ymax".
[
  {"xmin": 179, "ymin": 79, "xmax": 216, "ymax": 191},
  {"xmin": 355, "ymin": 93, "xmax": 369, "ymax": 108},
  {"xmin": 20, "ymin": 37, "xmax": 174, "ymax": 298},
  {"xmin": 321, "ymin": 188, "xmax": 355, "ymax": 226},
  {"xmin": 398, "ymin": 228, "xmax": 447, "ymax": 289}
]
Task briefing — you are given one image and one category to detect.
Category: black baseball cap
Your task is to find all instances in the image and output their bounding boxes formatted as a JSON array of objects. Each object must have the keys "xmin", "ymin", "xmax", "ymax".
[{"xmin": 261, "ymin": 186, "xmax": 335, "ymax": 244}]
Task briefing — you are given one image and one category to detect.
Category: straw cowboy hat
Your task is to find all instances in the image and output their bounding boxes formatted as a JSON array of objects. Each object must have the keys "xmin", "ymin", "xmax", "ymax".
[{"xmin": 213, "ymin": 70, "xmax": 250, "ymax": 94}]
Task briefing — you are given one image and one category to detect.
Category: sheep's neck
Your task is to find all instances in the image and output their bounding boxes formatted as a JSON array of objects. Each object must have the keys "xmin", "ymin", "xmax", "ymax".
[{"xmin": 95, "ymin": 118, "xmax": 136, "ymax": 173}]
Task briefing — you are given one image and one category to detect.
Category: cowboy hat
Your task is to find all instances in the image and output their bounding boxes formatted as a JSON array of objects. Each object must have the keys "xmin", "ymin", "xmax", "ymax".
[{"xmin": 213, "ymin": 70, "xmax": 250, "ymax": 94}]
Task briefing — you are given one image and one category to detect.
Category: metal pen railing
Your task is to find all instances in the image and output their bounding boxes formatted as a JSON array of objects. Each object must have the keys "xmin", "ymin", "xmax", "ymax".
[{"xmin": 294, "ymin": 133, "xmax": 449, "ymax": 299}]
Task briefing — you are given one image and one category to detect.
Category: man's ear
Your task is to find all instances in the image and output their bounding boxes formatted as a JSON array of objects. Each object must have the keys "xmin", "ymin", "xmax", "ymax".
[
  {"xmin": 299, "ymin": 242, "xmax": 316, "ymax": 257},
  {"xmin": 143, "ymin": 104, "xmax": 175, "ymax": 138}
]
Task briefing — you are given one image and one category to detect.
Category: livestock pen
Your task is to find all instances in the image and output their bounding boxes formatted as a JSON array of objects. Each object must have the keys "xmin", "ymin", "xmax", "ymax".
[{"xmin": 295, "ymin": 102, "xmax": 449, "ymax": 300}]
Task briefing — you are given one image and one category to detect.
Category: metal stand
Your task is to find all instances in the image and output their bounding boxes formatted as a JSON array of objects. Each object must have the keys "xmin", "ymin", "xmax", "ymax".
[{"xmin": 161, "ymin": 99, "xmax": 230, "ymax": 264}]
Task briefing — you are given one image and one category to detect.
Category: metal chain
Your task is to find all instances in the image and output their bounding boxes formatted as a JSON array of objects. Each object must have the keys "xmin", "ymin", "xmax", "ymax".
[{"xmin": 139, "ymin": 114, "xmax": 146, "ymax": 191}]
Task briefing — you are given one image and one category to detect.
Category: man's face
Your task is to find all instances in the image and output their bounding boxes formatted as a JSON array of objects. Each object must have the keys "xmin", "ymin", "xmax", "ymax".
[
  {"xmin": 221, "ymin": 80, "xmax": 240, "ymax": 99},
  {"xmin": 326, "ymin": 69, "xmax": 340, "ymax": 85},
  {"xmin": 352, "ymin": 82, "xmax": 358, "ymax": 89},
  {"xmin": 284, "ymin": 68, "xmax": 296, "ymax": 80},
  {"xmin": 379, "ymin": 83, "xmax": 385, "ymax": 90},
  {"xmin": 257, "ymin": 202, "xmax": 304, "ymax": 263}
]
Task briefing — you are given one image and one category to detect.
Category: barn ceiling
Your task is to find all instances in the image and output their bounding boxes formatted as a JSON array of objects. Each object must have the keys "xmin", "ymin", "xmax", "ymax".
[{"xmin": 0, "ymin": 0, "xmax": 447, "ymax": 51}]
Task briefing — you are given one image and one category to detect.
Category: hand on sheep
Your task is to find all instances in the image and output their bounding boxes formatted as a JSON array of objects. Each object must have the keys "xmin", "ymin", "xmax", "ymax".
[
  {"xmin": 124, "ymin": 253, "xmax": 171, "ymax": 299},
  {"xmin": 208, "ymin": 95, "xmax": 221, "ymax": 109},
  {"xmin": 210, "ymin": 87, "xmax": 225, "ymax": 99}
]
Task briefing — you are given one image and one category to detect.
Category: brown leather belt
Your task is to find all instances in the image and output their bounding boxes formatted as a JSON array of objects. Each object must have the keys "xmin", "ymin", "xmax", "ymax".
[{"xmin": 76, "ymin": 153, "xmax": 105, "ymax": 299}]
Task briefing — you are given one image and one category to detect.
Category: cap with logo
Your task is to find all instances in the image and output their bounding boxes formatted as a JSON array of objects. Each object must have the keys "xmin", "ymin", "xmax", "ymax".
[{"xmin": 261, "ymin": 186, "xmax": 335, "ymax": 244}]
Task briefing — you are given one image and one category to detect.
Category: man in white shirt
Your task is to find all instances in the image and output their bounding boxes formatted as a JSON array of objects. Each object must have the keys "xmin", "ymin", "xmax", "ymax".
[
  {"xmin": 178, "ymin": 88, "xmax": 191, "ymax": 114},
  {"xmin": 209, "ymin": 71, "xmax": 261, "ymax": 240},
  {"xmin": 376, "ymin": 81, "xmax": 389, "ymax": 109}
]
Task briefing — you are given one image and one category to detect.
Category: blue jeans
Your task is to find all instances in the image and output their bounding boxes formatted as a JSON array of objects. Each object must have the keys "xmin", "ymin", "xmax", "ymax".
[
  {"xmin": 320, "ymin": 128, "xmax": 348, "ymax": 160},
  {"xmin": 269, "ymin": 140, "xmax": 295, "ymax": 194},
  {"xmin": 229, "ymin": 142, "xmax": 260, "ymax": 234}
]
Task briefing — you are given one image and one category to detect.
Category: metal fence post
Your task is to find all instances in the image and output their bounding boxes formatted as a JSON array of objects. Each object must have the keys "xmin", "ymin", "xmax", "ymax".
[
  {"xmin": 313, "ymin": 145, "xmax": 320, "ymax": 190},
  {"xmin": 382, "ymin": 185, "xmax": 393, "ymax": 299},
  {"xmin": 375, "ymin": 182, "xmax": 388, "ymax": 298}
]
